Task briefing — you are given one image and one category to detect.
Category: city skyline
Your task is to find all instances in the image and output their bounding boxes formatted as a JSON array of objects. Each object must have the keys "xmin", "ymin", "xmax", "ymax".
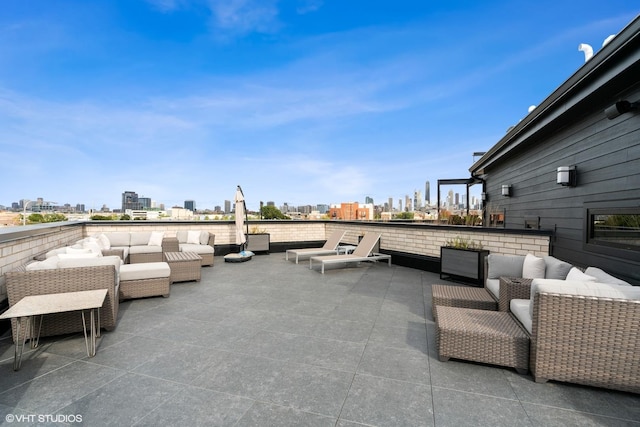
[
  {"xmin": 0, "ymin": 2, "xmax": 635, "ymax": 211},
  {"xmin": 4, "ymin": 180, "xmax": 460, "ymax": 214}
]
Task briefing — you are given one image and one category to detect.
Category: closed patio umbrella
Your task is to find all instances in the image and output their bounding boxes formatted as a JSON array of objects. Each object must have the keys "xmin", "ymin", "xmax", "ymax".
[
  {"xmin": 225, "ymin": 185, "xmax": 252, "ymax": 262},
  {"xmin": 234, "ymin": 185, "xmax": 247, "ymax": 249}
]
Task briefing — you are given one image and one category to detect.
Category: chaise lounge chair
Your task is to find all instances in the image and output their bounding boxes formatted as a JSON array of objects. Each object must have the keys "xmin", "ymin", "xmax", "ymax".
[
  {"xmin": 309, "ymin": 232, "xmax": 391, "ymax": 274},
  {"xmin": 286, "ymin": 230, "xmax": 346, "ymax": 264}
]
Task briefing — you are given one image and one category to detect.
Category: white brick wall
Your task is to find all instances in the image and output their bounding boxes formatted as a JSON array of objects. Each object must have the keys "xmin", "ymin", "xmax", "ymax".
[{"xmin": 0, "ymin": 222, "xmax": 550, "ymax": 303}]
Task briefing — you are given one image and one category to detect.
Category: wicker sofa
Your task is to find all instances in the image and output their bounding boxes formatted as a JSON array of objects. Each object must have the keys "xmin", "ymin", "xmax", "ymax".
[
  {"xmin": 5, "ymin": 257, "xmax": 121, "ymax": 343},
  {"xmin": 174, "ymin": 231, "xmax": 215, "ymax": 266},
  {"xmin": 510, "ymin": 278, "xmax": 640, "ymax": 394}
]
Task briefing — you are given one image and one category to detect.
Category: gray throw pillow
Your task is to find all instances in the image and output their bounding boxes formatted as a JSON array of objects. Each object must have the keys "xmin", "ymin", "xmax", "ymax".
[
  {"xmin": 487, "ymin": 254, "xmax": 525, "ymax": 279},
  {"xmin": 543, "ymin": 256, "xmax": 573, "ymax": 279}
]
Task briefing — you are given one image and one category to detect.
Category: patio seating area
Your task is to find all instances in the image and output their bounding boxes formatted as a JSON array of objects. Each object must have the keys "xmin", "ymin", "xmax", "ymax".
[{"xmin": 1, "ymin": 254, "xmax": 639, "ymax": 426}]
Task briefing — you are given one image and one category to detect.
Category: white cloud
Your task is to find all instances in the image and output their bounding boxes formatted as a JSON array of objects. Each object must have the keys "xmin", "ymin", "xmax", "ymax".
[{"xmin": 207, "ymin": 0, "xmax": 280, "ymax": 36}]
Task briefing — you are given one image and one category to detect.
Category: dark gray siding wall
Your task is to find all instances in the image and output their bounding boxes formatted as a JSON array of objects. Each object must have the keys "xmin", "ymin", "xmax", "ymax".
[{"xmin": 482, "ymin": 80, "xmax": 640, "ymax": 284}]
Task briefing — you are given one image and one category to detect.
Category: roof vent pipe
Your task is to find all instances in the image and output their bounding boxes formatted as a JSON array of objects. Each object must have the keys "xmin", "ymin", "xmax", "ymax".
[{"xmin": 578, "ymin": 43, "xmax": 593, "ymax": 62}]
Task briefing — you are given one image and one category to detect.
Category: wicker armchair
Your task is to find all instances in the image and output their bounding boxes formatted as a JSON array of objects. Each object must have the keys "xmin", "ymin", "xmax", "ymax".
[
  {"xmin": 525, "ymin": 280, "xmax": 640, "ymax": 394},
  {"xmin": 5, "ymin": 265, "xmax": 119, "ymax": 343}
]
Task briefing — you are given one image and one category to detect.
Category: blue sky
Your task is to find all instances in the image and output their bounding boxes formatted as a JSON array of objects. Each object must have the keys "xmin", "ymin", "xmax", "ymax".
[{"xmin": 0, "ymin": 1, "xmax": 637, "ymax": 211}]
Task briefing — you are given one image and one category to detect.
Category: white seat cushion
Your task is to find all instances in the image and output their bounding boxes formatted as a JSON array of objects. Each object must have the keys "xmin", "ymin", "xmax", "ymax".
[
  {"xmin": 510, "ymin": 298, "xmax": 532, "ymax": 334},
  {"xmin": 485, "ymin": 278, "xmax": 500, "ymax": 300},
  {"xmin": 120, "ymin": 262, "xmax": 170, "ymax": 281},
  {"xmin": 129, "ymin": 245, "xmax": 163, "ymax": 254},
  {"xmin": 179, "ymin": 243, "xmax": 214, "ymax": 254}
]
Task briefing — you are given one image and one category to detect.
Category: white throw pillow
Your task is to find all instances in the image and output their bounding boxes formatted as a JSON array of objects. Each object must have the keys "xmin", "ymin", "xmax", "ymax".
[
  {"xmin": 148, "ymin": 231, "xmax": 165, "ymax": 246},
  {"xmin": 82, "ymin": 240, "xmax": 104, "ymax": 255},
  {"xmin": 66, "ymin": 247, "xmax": 92, "ymax": 255},
  {"xmin": 96, "ymin": 234, "xmax": 110, "ymax": 250},
  {"xmin": 522, "ymin": 254, "xmax": 546, "ymax": 279},
  {"xmin": 26, "ymin": 256, "xmax": 60, "ymax": 270},
  {"xmin": 58, "ymin": 253, "xmax": 101, "ymax": 260},
  {"xmin": 565, "ymin": 267, "xmax": 597, "ymax": 282},
  {"xmin": 187, "ymin": 230, "xmax": 201, "ymax": 244}
]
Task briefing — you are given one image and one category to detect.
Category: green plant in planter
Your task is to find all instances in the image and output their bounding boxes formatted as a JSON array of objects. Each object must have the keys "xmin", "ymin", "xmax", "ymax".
[
  {"xmin": 250, "ymin": 226, "xmax": 267, "ymax": 234},
  {"xmin": 445, "ymin": 235, "xmax": 483, "ymax": 250}
]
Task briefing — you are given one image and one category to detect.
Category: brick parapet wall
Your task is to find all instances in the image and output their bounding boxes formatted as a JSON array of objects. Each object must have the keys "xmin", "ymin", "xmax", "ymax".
[{"xmin": 0, "ymin": 221, "xmax": 550, "ymax": 303}]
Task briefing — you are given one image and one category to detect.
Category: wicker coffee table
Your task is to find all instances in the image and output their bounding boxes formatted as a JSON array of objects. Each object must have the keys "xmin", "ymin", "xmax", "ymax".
[
  {"xmin": 435, "ymin": 305, "xmax": 529, "ymax": 374},
  {"xmin": 164, "ymin": 252, "xmax": 202, "ymax": 283},
  {"xmin": 431, "ymin": 284, "xmax": 498, "ymax": 319}
]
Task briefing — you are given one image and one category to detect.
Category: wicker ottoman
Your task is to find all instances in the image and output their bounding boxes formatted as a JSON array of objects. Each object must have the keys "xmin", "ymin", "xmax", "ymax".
[
  {"xmin": 164, "ymin": 251, "xmax": 202, "ymax": 283},
  {"xmin": 431, "ymin": 284, "xmax": 498, "ymax": 320},
  {"xmin": 119, "ymin": 262, "xmax": 171, "ymax": 300},
  {"xmin": 435, "ymin": 306, "xmax": 529, "ymax": 374}
]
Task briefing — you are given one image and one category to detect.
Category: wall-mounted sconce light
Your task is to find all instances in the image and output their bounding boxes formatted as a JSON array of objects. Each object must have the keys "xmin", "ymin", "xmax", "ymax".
[
  {"xmin": 501, "ymin": 185, "xmax": 511, "ymax": 197},
  {"xmin": 481, "ymin": 192, "xmax": 488, "ymax": 201},
  {"xmin": 605, "ymin": 100, "xmax": 639, "ymax": 120},
  {"xmin": 557, "ymin": 166, "xmax": 577, "ymax": 187}
]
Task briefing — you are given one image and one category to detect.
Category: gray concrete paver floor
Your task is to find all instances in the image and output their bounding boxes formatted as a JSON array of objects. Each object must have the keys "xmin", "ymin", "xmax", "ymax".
[{"xmin": 1, "ymin": 254, "xmax": 639, "ymax": 426}]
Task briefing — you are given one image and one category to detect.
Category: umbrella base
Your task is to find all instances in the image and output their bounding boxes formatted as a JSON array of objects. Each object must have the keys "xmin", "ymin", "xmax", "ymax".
[{"xmin": 224, "ymin": 251, "xmax": 254, "ymax": 263}]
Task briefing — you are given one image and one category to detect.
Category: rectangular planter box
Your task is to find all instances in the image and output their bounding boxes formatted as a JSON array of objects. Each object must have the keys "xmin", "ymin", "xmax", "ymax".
[
  {"xmin": 246, "ymin": 233, "xmax": 270, "ymax": 253},
  {"xmin": 440, "ymin": 247, "xmax": 490, "ymax": 287}
]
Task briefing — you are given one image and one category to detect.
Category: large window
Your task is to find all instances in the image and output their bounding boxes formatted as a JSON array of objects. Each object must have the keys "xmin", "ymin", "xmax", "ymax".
[{"xmin": 587, "ymin": 208, "xmax": 640, "ymax": 257}]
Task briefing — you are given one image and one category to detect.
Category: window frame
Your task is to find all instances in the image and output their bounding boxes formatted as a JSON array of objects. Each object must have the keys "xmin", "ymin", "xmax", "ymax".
[{"xmin": 584, "ymin": 207, "xmax": 640, "ymax": 260}]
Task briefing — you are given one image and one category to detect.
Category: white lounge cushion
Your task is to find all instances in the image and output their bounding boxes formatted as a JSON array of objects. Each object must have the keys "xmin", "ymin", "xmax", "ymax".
[
  {"xmin": 485, "ymin": 278, "xmax": 500, "ymax": 300},
  {"xmin": 130, "ymin": 232, "xmax": 152, "ymax": 246},
  {"xmin": 522, "ymin": 254, "xmax": 545, "ymax": 279},
  {"xmin": 105, "ymin": 232, "xmax": 130, "ymax": 247},
  {"xmin": 199, "ymin": 231, "xmax": 210, "ymax": 245},
  {"xmin": 187, "ymin": 230, "xmax": 201, "ymax": 244},
  {"xmin": 176, "ymin": 230, "xmax": 188, "ymax": 243},
  {"xmin": 179, "ymin": 243, "xmax": 214, "ymax": 254},
  {"xmin": 82, "ymin": 240, "xmax": 104, "ymax": 255},
  {"xmin": 97, "ymin": 233, "xmax": 111, "ymax": 250},
  {"xmin": 120, "ymin": 262, "xmax": 170, "ymax": 281},
  {"xmin": 148, "ymin": 231, "xmax": 165, "ymax": 246},
  {"xmin": 66, "ymin": 247, "xmax": 92, "ymax": 255},
  {"xmin": 46, "ymin": 247, "xmax": 68, "ymax": 258},
  {"xmin": 510, "ymin": 298, "xmax": 532, "ymax": 334},
  {"xmin": 26, "ymin": 256, "xmax": 60, "ymax": 271},
  {"xmin": 584, "ymin": 267, "xmax": 631, "ymax": 286},
  {"xmin": 58, "ymin": 253, "xmax": 101, "ymax": 260},
  {"xmin": 532, "ymin": 279, "xmax": 640, "ymax": 301},
  {"xmin": 129, "ymin": 245, "xmax": 163, "ymax": 254},
  {"xmin": 487, "ymin": 254, "xmax": 525, "ymax": 279},
  {"xmin": 566, "ymin": 267, "xmax": 597, "ymax": 282}
]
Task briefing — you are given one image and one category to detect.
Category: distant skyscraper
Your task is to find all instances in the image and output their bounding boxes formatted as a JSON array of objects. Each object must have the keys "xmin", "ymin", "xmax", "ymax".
[
  {"xmin": 224, "ymin": 200, "xmax": 231, "ymax": 214},
  {"xmin": 425, "ymin": 181, "xmax": 430, "ymax": 205},
  {"xmin": 184, "ymin": 200, "xmax": 195, "ymax": 212},
  {"xmin": 388, "ymin": 197, "xmax": 393, "ymax": 212},
  {"xmin": 398, "ymin": 199, "xmax": 402, "ymax": 212},
  {"xmin": 139, "ymin": 197, "xmax": 151, "ymax": 209},
  {"xmin": 365, "ymin": 196, "xmax": 373, "ymax": 204},
  {"xmin": 122, "ymin": 191, "xmax": 142, "ymax": 211}
]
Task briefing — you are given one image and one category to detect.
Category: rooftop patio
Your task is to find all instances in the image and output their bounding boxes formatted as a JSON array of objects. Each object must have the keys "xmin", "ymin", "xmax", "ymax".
[{"xmin": 0, "ymin": 254, "xmax": 638, "ymax": 426}]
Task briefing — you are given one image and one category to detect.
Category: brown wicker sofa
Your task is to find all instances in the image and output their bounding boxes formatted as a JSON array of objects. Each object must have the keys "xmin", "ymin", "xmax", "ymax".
[
  {"xmin": 511, "ymin": 279, "xmax": 640, "ymax": 394},
  {"xmin": 5, "ymin": 260, "xmax": 120, "ymax": 343}
]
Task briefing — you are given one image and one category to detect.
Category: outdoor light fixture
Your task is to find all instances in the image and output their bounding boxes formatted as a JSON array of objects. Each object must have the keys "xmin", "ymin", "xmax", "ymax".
[
  {"xmin": 481, "ymin": 192, "xmax": 488, "ymax": 201},
  {"xmin": 501, "ymin": 185, "xmax": 511, "ymax": 197},
  {"xmin": 604, "ymin": 100, "xmax": 639, "ymax": 120},
  {"xmin": 557, "ymin": 166, "xmax": 577, "ymax": 187}
]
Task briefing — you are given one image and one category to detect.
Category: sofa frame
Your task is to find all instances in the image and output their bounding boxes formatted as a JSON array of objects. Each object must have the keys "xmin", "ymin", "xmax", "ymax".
[{"xmin": 5, "ymin": 265, "xmax": 119, "ymax": 343}]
